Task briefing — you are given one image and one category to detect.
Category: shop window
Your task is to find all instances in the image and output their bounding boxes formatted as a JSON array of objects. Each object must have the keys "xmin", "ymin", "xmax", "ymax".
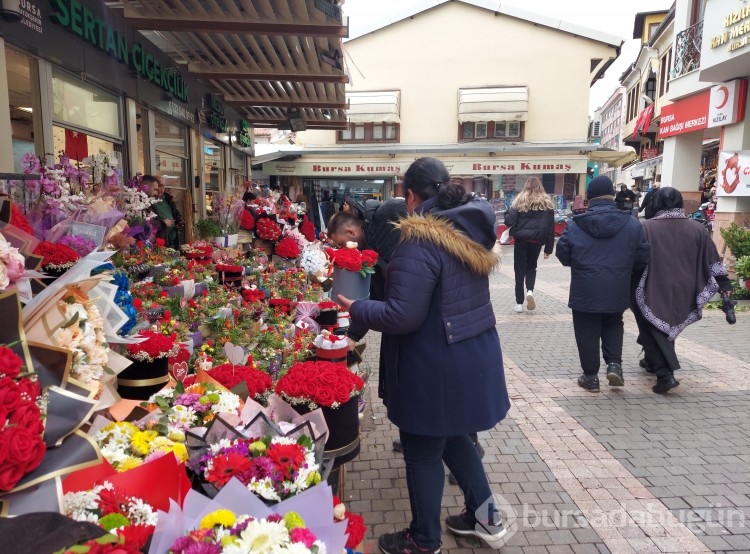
[
  {"xmin": 230, "ymin": 148, "xmax": 247, "ymax": 187},
  {"xmin": 494, "ymin": 121, "xmax": 521, "ymax": 139},
  {"xmin": 659, "ymin": 48, "xmax": 672, "ymax": 97},
  {"xmin": 337, "ymin": 123, "xmax": 399, "ymax": 143},
  {"xmin": 51, "ymin": 69, "xmax": 121, "ymax": 139},
  {"xmin": 204, "ymin": 140, "xmax": 224, "ymax": 215},
  {"xmin": 6, "ymin": 47, "xmax": 36, "ymax": 173},
  {"xmin": 52, "ymin": 125, "xmax": 122, "ymax": 164},
  {"xmin": 458, "ymin": 121, "xmax": 523, "ymax": 142}
]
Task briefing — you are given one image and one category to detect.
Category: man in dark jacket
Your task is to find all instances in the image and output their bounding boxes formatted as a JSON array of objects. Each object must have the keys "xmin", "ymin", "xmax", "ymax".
[{"xmin": 556, "ymin": 175, "xmax": 651, "ymax": 391}]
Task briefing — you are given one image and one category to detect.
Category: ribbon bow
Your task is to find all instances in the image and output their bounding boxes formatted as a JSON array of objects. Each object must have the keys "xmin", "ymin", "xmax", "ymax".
[{"xmin": 294, "ymin": 301, "xmax": 321, "ymax": 334}]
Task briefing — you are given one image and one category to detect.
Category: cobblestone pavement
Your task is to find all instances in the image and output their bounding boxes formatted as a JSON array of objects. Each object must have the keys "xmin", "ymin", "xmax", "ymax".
[{"xmin": 343, "ymin": 245, "xmax": 750, "ymax": 554}]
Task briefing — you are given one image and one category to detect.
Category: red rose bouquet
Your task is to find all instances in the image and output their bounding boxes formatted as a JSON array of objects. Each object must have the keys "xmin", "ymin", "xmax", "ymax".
[
  {"xmin": 0, "ymin": 345, "xmax": 46, "ymax": 492},
  {"xmin": 300, "ymin": 215, "xmax": 316, "ymax": 242},
  {"xmin": 33, "ymin": 241, "xmax": 80, "ymax": 271},
  {"xmin": 241, "ymin": 286, "xmax": 266, "ymax": 303},
  {"xmin": 275, "ymin": 360, "xmax": 365, "ymax": 409},
  {"xmin": 126, "ymin": 330, "xmax": 180, "ymax": 362},
  {"xmin": 326, "ymin": 247, "xmax": 378, "ymax": 276},
  {"xmin": 215, "ymin": 263, "xmax": 243, "ymax": 273},
  {"xmin": 256, "ymin": 217, "xmax": 282, "ymax": 241},
  {"xmin": 275, "ymin": 236, "xmax": 301, "ymax": 259},
  {"xmin": 240, "ymin": 209, "xmax": 255, "ymax": 231},
  {"xmin": 207, "ymin": 362, "xmax": 273, "ymax": 400}
]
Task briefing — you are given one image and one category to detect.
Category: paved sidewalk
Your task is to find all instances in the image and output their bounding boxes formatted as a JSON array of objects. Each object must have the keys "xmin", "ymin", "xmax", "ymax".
[{"xmin": 344, "ymin": 245, "xmax": 750, "ymax": 554}]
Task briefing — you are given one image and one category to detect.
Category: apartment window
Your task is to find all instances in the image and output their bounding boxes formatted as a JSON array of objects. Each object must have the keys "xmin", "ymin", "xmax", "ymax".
[
  {"xmin": 659, "ymin": 48, "xmax": 673, "ymax": 97},
  {"xmin": 458, "ymin": 121, "xmax": 523, "ymax": 141},
  {"xmin": 691, "ymin": 0, "xmax": 707, "ymax": 25},
  {"xmin": 645, "ymin": 78, "xmax": 656, "ymax": 102},
  {"xmin": 338, "ymin": 122, "xmax": 399, "ymax": 143},
  {"xmin": 626, "ymin": 83, "xmax": 641, "ymax": 122}
]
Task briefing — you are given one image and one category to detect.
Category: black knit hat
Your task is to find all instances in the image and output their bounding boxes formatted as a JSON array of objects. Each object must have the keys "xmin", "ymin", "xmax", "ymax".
[{"xmin": 587, "ymin": 175, "xmax": 615, "ymax": 199}]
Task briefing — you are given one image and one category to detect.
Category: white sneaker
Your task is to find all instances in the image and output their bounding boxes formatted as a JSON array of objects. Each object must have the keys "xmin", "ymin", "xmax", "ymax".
[
  {"xmin": 514, "ymin": 304, "xmax": 523, "ymax": 313},
  {"xmin": 526, "ymin": 290, "xmax": 536, "ymax": 311}
]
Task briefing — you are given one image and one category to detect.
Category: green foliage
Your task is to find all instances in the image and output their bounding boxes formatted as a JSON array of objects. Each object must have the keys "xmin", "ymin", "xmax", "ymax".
[
  {"xmin": 735, "ymin": 256, "xmax": 750, "ymax": 279},
  {"xmin": 720, "ymin": 222, "xmax": 750, "ymax": 259},
  {"xmin": 195, "ymin": 218, "xmax": 222, "ymax": 239}
]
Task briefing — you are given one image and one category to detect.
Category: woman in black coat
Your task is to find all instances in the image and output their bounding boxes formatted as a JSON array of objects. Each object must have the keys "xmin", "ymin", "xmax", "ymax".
[
  {"xmin": 338, "ymin": 157, "xmax": 510, "ymax": 553},
  {"xmin": 633, "ymin": 187, "xmax": 733, "ymax": 393},
  {"xmin": 504, "ymin": 176, "xmax": 555, "ymax": 313}
]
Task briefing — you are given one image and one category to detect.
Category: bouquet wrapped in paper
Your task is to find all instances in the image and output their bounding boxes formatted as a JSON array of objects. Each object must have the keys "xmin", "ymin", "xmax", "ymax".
[
  {"xmin": 149, "ymin": 481, "xmax": 349, "ymax": 554},
  {"xmin": 185, "ymin": 394, "xmax": 330, "ymax": 502}
]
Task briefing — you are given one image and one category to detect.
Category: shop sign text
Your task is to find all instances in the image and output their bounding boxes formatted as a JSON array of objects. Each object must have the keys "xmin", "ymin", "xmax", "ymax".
[
  {"xmin": 710, "ymin": 6, "xmax": 750, "ymax": 53},
  {"xmin": 50, "ymin": 0, "xmax": 189, "ymax": 102},
  {"xmin": 237, "ymin": 120, "xmax": 252, "ymax": 148},
  {"xmin": 20, "ymin": 0, "xmax": 42, "ymax": 34}
]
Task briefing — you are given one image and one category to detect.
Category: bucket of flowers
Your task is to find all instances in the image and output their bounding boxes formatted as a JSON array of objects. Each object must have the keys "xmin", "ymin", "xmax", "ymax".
[
  {"xmin": 326, "ymin": 244, "xmax": 378, "ymax": 301},
  {"xmin": 275, "ymin": 360, "xmax": 365, "ymax": 464},
  {"xmin": 215, "ymin": 262, "xmax": 244, "ymax": 287},
  {"xmin": 254, "ymin": 216, "xmax": 282, "ymax": 255},
  {"xmin": 313, "ymin": 330, "xmax": 349, "ymax": 365},
  {"xmin": 120, "ymin": 330, "xmax": 180, "ymax": 400}
]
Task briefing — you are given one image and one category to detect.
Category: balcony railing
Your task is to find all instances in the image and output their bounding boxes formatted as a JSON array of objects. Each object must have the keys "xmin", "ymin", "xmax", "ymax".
[{"xmin": 673, "ymin": 21, "xmax": 703, "ymax": 78}]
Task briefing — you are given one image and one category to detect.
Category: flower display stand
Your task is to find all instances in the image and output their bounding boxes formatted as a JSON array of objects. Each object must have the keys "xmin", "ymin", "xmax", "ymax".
[
  {"xmin": 117, "ymin": 357, "xmax": 170, "ymax": 400},
  {"xmin": 330, "ymin": 267, "xmax": 370, "ymax": 301}
]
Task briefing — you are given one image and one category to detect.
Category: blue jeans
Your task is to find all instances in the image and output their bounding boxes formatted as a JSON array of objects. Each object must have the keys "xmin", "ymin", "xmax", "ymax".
[{"xmin": 400, "ymin": 430, "xmax": 493, "ymax": 549}]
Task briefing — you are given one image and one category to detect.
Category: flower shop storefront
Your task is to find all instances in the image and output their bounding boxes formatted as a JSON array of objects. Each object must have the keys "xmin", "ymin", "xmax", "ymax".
[{"xmin": 0, "ymin": 0, "xmax": 254, "ymax": 232}]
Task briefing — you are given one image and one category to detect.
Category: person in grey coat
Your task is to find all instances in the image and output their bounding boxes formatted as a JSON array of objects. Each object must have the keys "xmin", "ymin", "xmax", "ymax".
[
  {"xmin": 337, "ymin": 157, "xmax": 510, "ymax": 553},
  {"xmin": 556, "ymin": 175, "xmax": 651, "ymax": 392}
]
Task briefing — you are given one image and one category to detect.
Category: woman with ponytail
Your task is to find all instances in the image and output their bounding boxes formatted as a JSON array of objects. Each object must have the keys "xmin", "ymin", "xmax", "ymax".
[{"xmin": 337, "ymin": 157, "xmax": 510, "ymax": 553}]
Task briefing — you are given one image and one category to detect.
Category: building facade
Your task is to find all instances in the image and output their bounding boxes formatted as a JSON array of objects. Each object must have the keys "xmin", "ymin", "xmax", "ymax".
[
  {"xmin": 257, "ymin": 0, "xmax": 621, "ymax": 224},
  {"xmin": 0, "ymin": 0, "xmax": 347, "ymax": 239},
  {"xmin": 660, "ymin": 0, "xmax": 750, "ymax": 243},
  {"xmin": 596, "ymin": 86, "xmax": 627, "ymax": 183}
]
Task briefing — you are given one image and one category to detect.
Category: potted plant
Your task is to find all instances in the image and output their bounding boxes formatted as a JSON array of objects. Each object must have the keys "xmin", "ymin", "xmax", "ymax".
[
  {"xmin": 195, "ymin": 218, "xmax": 221, "ymax": 240},
  {"xmin": 735, "ymin": 255, "xmax": 750, "ymax": 289},
  {"xmin": 210, "ymin": 191, "xmax": 244, "ymax": 248}
]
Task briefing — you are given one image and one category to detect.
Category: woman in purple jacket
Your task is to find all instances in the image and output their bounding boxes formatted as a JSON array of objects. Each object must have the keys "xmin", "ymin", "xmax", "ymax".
[{"xmin": 338, "ymin": 157, "xmax": 511, "ymax": 553}]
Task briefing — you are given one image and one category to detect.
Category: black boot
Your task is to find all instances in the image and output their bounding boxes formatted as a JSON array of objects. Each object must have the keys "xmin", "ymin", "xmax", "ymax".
[
  {"xmin": 577, "ymin": 374, "xmax": 600, "ymax": 392},
  {"xmin": 639, "ymin": 358, "xmax": 656, "ymax": 374},
  {"xmin": 653, "ymin": 374, "xmax": 679, "ymax": 394},
  {"xmin": 606, "ymin": 363, "xmax": 624, "ymax": 386}
]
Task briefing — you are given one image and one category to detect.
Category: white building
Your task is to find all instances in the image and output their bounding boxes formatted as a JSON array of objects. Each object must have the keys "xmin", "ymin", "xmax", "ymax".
[{"xmin": 256, "ymin": 0, "xmax": 622, "ymax": 223}]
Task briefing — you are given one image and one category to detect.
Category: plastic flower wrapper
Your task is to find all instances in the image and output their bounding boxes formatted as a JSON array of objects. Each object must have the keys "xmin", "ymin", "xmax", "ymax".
[
  {"xmin": 148, "ymin": 481, "xmax": 348, "ymax": 554},
  {"xmin": 184, "ymin": 394, "xmax": 330, "ymax": 502}
]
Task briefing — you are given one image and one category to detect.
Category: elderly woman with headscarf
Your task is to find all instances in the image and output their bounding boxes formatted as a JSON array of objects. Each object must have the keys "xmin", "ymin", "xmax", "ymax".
[{"xmin": 632, "ymin": 187, "xmax": 733, "ymax": 394}]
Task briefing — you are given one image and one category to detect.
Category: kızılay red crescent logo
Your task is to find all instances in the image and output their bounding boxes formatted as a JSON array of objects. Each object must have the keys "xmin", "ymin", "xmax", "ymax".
[{"xmin": 715, "ymin": 85, "xmax": 729, "ymax": 109}]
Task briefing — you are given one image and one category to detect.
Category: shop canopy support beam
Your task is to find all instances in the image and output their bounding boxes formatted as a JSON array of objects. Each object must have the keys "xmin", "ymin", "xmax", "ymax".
[
  {"xmin": 224, "ymin": 98, "xmax": 348, "ymax": 109},
  {"xmin": 187, "ymin": 66, "xmax": 348, "ymax": 83}
]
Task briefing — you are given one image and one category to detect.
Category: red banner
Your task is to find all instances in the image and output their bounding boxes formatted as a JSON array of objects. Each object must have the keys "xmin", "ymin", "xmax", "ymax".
[{"xmin": 659, "ymin": 91, "xmax": 711, "ymax": 138}]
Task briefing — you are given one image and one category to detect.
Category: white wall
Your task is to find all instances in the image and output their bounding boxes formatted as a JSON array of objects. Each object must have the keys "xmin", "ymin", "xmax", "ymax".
[{"xmin": 301, "ymin": 2, "xmax": 617, "ymax": 146}]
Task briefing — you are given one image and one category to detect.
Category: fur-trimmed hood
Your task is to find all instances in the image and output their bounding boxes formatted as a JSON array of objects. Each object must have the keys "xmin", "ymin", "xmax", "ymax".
[{"xmin": 397, "ymin": 214, "xmax": 499, "ymax": 275}]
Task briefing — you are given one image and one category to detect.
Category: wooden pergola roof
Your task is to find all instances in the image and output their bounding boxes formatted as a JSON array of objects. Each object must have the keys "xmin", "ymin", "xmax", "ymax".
[{"xmin": 118, "ymin": 0, "xmax": 349, "ymax": 129}]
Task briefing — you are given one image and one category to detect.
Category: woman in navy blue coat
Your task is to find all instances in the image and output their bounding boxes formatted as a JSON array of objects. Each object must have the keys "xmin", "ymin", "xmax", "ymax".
[{"xmin": 338, "ymin": 157, "xmax": 511, "ymax": 553}]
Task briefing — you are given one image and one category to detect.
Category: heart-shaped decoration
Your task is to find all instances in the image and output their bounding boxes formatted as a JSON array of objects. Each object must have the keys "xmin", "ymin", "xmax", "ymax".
[
  {"xmin": 170, "ymin": 361, "xmax": 189, "ymax": 382},
  {"xmin": 224, "ymin": 342, "xmax": 246, "ymax": 366}
]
